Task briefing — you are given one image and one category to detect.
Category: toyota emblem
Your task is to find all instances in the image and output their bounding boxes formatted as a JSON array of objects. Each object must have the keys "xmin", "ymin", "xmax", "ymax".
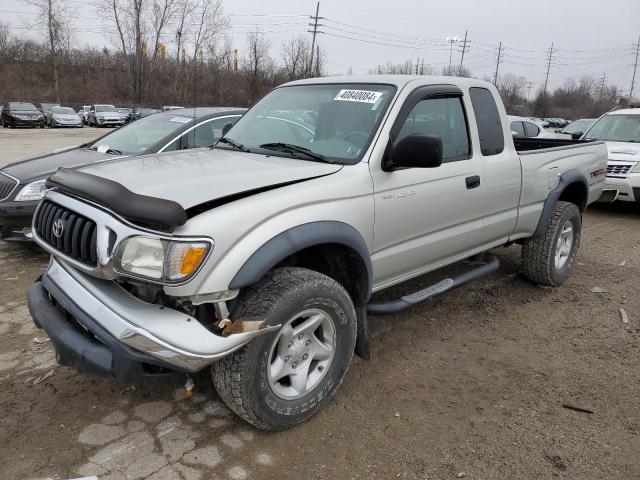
[{"xmin": 52, "ymin": 219, "xmax": 65, "ymax": 238}]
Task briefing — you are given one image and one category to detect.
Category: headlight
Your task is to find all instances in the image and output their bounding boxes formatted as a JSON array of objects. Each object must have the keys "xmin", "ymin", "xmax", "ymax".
[
  {"xmin": 14, "ymin": 179, "xmax": 47, "ymax": 201},
  {"xmin": 631, "ymin": 162, "xmax": 640, "ymax": 173},
  {"xmin": 114, "ymin": 236, "xmax": 211, "ymax": 283}
]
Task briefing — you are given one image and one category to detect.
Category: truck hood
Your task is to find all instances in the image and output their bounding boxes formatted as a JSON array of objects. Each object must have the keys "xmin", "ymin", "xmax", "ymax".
[
  {"xmin": 3, "ymin": 148, "xmax": 115, "ymax": 182},
  {"xmin": 78, "ymin": 148, "xmax": 343, "ymax": 209},
  {"xmin": 606, "ymin": 141, "xmax": 640, "ymax": 162}
]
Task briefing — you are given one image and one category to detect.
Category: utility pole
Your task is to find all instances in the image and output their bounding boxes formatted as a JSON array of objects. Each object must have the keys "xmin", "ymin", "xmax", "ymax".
[
  {"xmin": 543, "ymin": 42, "xmax": 555, "ymax": 97},
  {"xmin": 316, "ymin": 45, "xmax": 320, "ymax": 76},
  {"xmin": 308, "ymin": 2, "xmax": 322, "ymax": 77},
  {"xmin": 525, "ymin": 81, "xmax": 533, "ymax": 103},
  {"xmin": 458, "ymin": 30, "xmax": 469, "ymax": 74},
  {"xmin": 598, "ymin": 73, "xmax": 607, "ymax": 101},
  {"xmin": 630, "ymin": 35, "xmax": 640, "ymax": 103},
  {"xmin": 446, "ymin": 36, "xmax": 460, "ymax": 75},
  {"xmin": 493, "ymin": 41, "xmax": 502, "ymax": 86}
]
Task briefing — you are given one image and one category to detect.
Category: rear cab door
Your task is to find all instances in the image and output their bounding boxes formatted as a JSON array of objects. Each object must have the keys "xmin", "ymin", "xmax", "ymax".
[{"xmin": 467, "ymin": 86, "xmax": 521, "ymax": 244}]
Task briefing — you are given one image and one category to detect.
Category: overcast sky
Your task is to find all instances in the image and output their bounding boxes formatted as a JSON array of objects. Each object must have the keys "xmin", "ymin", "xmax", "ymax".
[{"xmin": 2, "ymin": 0, "xmax": 639, "ymax": 94}]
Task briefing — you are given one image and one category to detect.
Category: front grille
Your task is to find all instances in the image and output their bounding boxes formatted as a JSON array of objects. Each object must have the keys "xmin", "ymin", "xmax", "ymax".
[
  {"xmin": 607, "ymin": 164, "xmax": 632, "ymax": 176},
  {"xmin": 34, "ymin": 200, "xmax": 97, "ymax": 266},
  {"xmin": 0, "ymin": 173, "xmax": 18, "ymax": 200}
]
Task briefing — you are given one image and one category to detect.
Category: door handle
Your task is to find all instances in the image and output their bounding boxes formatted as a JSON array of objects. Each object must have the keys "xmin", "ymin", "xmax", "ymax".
[{"xmin": 465, "ymin": 175, "xmax": 481, "ymax": 189}]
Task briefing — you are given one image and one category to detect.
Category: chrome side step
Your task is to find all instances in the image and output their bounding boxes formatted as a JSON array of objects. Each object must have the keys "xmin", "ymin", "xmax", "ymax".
[{"xmin": 367, "ymin": 254, "xmax": 500, "ymax": 315}]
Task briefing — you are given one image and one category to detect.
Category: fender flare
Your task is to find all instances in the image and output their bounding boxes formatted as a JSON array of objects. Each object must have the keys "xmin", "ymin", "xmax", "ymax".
[
  {"xmin": 533, "ymin": 169, "xmax": 588, "ymax": 238},
  {"xmin": 229, "ymin": 221, "xmax": 373, "ymax": 299}
]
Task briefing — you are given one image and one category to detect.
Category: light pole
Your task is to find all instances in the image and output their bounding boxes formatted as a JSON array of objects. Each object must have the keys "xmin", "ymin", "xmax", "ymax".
[{"xmin": 446, "ymin": 36, "xmax": 460, "ymax": 75}]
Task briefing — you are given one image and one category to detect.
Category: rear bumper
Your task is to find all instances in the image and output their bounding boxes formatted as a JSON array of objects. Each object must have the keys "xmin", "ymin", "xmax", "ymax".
[
  {"xmin": 604, "ymin": 174, "xmax": 640, "ymax": 202},
  {"xmin": 0, "ymin": 200, "xmax": 37, "ymax": 240},
  {"xmin": 27, "ymin": 258, "xmax": 275, "ymax": 381}
]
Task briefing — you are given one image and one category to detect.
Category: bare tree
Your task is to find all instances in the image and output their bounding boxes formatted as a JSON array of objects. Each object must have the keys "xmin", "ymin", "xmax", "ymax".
[
  {"xmin": 22, "ymin": 0, "xmax": 70, "ymax": 102},
  {"xmin": 97, "ymin": 0, "xmax": 148, "ymax": 104},
  {"xmin": 150, "ymin": 0, "xmax": 178, "ymax": 62},
  {"xmin": 281, "ymin": 36, "xmax": 311, "ymax": 80},
  {"xmin": 242, "ymin": 31, "xmax": 273, "ymax": 99},
  {"xmin": 190, "ymin": 0, "xmax": 227, "ymax": 61},
  {"xmin": 497, "ymin": 73, "xmax": 525, "ymax": 112}
]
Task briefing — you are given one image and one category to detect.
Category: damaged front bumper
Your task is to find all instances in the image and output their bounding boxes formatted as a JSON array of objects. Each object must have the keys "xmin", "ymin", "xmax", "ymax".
[{"xmin": 27, "ymin": 257, "xmax": 277, "ymax": 382}]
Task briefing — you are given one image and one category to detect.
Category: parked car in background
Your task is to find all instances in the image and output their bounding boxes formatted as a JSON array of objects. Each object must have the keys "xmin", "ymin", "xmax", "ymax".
[
  {"xmin": 117, "ymin": 107, "xmax": 134, "ymax": 124},
  {"xmin": 1, "ymin": 102, "xmax": 46, "ymax": 128},
  {"xmin": 48, "ymin": 106, "xmax": 83, "ymax": 128},
  {"xmin": 162, "ymin": 105, "xmax": 184, "ymax": 111},
  {"xmin": 88, "ymin": 104, "xmax": 125, "ymax": 127},
  {"xmin": 37, "ymin": 103, "xmax": 59, "ymax": 118},
  {"xmin": 132, "ymin": 107, "xmax": 160, "ymax": 120},
  {"xmin": 582, "ymin": 107, "xmax": 640, "ymax": 203},
  {"xmin": 508, "ymin": 115, "xmax": 550, "ymax": 138},
  {"xmin": 555, "ymin": 118, "xmax": 595, "ymax": 139},
  {"xmin": 78, "ymin": 105, "xmax": 92, "ymax": 124},
  {"xmin": 0, "ymin": 107, "xmax": 244, "ymax": 240}
]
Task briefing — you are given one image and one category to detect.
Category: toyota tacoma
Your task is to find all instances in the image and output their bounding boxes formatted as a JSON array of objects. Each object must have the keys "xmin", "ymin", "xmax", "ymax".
[{"xmin": 27, "ymin": 76, "xmax": 607, "ymax": 430}]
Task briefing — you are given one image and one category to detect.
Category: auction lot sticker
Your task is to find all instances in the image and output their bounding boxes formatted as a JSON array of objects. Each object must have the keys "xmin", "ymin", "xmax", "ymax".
[{"xmin": 334, "ymin": 89, "xmax": 383, "ymax": 103}]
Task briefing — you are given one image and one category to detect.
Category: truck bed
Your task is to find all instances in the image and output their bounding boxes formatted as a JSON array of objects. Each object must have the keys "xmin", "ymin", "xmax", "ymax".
[{"xmin": 514, "ymin": 137, "xmax": 596, "ymax": 152}]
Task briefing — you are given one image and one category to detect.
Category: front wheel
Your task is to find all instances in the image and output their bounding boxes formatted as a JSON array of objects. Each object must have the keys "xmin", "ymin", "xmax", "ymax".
[
  {"xmin": 212, "ymin": 267, "xmax": 357, "ymax": 430},
  {"xmin": 521, "ymin": 201, "xmax": 581, "ymax": 286}
]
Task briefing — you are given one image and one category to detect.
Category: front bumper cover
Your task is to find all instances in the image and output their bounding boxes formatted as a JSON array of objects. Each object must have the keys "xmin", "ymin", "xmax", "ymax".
[{"xmin": 27, "ymin": 258, "xmax": 276, "ymax": 381}]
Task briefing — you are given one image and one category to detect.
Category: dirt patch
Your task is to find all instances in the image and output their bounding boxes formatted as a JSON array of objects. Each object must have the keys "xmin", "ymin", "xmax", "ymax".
[{"xmin": 0, "ymin": 187, "xmax": 639, "ymax": 477}]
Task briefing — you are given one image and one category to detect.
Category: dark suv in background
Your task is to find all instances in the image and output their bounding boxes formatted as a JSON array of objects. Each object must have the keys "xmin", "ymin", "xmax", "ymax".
[{"xmin": 1, "ymin": 102, "xmax": 46, "ymax": 128}]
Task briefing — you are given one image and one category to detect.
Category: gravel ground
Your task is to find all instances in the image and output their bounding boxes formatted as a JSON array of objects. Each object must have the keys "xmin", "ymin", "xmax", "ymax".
[{"xmin": 0, "ymin": 128, "xmax": 638, "ymax": 480}]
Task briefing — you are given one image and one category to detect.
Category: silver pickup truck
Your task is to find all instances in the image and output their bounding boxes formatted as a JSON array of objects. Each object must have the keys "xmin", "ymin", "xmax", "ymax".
[{"xmin": 27, "ymin": 76, "xmax": 607, "ymax": 430}]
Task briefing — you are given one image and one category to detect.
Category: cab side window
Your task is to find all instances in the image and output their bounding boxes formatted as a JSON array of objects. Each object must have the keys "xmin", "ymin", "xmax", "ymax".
[
  {"xmin": 469, "ymin": 87, "xmax": 504, "ymax": 156},
  {"xmin": 396, "ymin": 97, "xmax": 470, "ymax": 162},
  {"xmin": 182, "ymin": 116, "xmax": 241, "ymax": 149}
]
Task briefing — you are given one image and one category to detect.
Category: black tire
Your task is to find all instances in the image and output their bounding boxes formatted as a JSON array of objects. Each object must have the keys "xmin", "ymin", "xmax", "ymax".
[
  {"xmin": 522, "ymin": 201, "xmax": 581, "ymax": 286},
  {"xmin": 212, "ymin": 267, "xmax": 357, "ymax": 431}
]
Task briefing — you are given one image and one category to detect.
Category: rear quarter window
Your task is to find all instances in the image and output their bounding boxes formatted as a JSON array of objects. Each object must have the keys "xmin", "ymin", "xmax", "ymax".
[{"xmin": 469, "ymin": 87, "xmax": 504, "ymax": 156}]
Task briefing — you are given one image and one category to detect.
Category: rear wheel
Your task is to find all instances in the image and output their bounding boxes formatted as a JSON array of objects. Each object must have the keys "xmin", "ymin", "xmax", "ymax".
[
  {"xmin": 522, "ymin": 201, "xmax": 581, "ymax": 286},
  {"xmin": 212, "ymin": 267, "xmax": 357, "ymax": 430}
]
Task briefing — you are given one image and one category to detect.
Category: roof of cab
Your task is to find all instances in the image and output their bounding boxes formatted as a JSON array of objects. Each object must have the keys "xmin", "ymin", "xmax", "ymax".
[
  {"xmin": 608, "ymin": 107, "xmax": 640, "ymax": 115},
  {"xmin": 282, "ymin": 74, "xmax": 496, "ymax": 90}
]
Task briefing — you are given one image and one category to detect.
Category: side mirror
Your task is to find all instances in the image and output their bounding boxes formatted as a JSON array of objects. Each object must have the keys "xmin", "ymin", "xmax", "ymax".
[
  {"xmin": 221, "ymin": 122, "xmax": 233, "ymax": 136},
  {"xmin": 389, "ymin": 134, "xmax": 443, "ymax": 170},
  {"xmin": 511, "ymin": 131, "xmax": 521, "ymax": 137},
  {"xmin": 571, "ymin": 132, "xmax": 582, "ymax": 140}
]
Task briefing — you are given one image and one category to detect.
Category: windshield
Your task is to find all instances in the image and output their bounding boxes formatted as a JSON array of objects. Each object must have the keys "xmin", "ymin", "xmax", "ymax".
[
  {"xmin": 96, "ymin": 105, "xmax": 117, "ymax": 113},
  {"xmin": 562, "ymin": 119, "xmax": 591, "ymax": 134},
  {"xmin": 584, "ymin": 114, "xmax": 640, "ymax": 142},
  {"xmin": 118, "ymin": 108, "xmax": 131, "ymax": 114},
  {"xmin": 88, "ymin": 113, "xmax": 193, "ymax": 154},
  {"xmin": 9, "ymin": 102, "xmax": 38, "ymax": 111},
  {"xmin": 221, "ymin": 83, "xmax": 396, "ymax": 164},
  {"xmin": 52, "ymin": 107, "xmax": 75, "ymax": 115}
]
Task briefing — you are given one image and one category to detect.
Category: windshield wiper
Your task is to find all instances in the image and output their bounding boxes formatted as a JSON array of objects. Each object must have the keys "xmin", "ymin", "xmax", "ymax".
[
  {"xmin": 215, "ymin": 137, "xmax": 249, "ymax": 152},
  {"xmin": 258, "ymin": 143, "xmax": 332, "ymax": 163}
]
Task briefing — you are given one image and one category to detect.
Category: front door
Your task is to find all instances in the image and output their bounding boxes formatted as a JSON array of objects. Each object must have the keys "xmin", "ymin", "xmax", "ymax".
[{"xmin": 370, "ymin": 86, "xmax": 487, "ymax": 288}]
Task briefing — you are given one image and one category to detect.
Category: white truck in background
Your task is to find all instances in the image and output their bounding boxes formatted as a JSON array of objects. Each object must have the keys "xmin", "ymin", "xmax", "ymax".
[
  {"xmin": 28, "ymin": 75, "xmax": 607, "ymax": 430},
  {"xmin": 581, "ymin": 106, "xmax": 640, "ymax": 203}
]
